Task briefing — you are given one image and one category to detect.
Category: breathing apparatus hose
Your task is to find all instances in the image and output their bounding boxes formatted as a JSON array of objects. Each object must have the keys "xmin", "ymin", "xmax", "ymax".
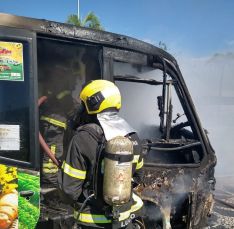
[
  {"xmin": 74, "ymin": 193, "xmax": 95, "ymax": 228},
  {"xmin": 38, "ymin": 96, "xmax": 61, "ymax": 168}
]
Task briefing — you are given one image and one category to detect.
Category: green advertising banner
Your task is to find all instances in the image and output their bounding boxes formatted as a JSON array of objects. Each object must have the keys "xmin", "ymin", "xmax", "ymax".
[{"xmin": 0, "ymin": 42, "xmax": 24, "ymax": 81}]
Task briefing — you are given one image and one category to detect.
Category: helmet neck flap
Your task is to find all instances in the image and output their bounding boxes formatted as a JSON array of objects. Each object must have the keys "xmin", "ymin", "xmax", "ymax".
[{"xmin": 97, "ymin": 111, "xmax": 136, "ymax": 141}]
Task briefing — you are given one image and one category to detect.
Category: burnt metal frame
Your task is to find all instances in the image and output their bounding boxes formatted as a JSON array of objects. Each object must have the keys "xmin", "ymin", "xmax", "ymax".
[{"xmin": 102, "ymin": 47, "xmax": 209, "ymax": 168}]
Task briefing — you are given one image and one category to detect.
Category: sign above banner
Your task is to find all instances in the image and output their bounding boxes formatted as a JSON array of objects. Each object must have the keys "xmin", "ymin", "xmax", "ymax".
[{"xmin": 0, "ymin": 42, "xmax": 24, "ymax": 81}]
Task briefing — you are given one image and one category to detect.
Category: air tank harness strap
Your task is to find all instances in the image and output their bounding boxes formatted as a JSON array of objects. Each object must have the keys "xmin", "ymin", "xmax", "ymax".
[
  {"xmin": 76, "ymin": 124, "xmax": 105, "ymax": 191},
  {"xmin": 77, "ymin": 125, "xmax": 104, "ymax": 143},
  {"xmin": 103, "ymin": 151, "xmax": 134, "ymax": 163},
  {"xmin": 75, "ymin": 125, "xmax": 107, "ymax": 219}
]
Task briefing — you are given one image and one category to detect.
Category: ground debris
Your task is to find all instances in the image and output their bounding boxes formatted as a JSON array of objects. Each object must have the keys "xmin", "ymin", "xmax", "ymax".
[{"xmin": 206, "ymin": 175, "xmax": 234, "ymax": 228}]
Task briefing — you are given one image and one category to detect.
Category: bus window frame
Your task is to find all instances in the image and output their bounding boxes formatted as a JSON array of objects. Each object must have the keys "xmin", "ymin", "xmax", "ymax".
[{"xmin": 0, "ymin": 27, "xmax": 39, "ymax": 171}]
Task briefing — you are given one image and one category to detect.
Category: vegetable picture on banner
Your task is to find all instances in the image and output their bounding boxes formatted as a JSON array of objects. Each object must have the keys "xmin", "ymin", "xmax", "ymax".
[
  {"xmin": 0, "ymin": 164, "xmax": 18, "ymax": 229},
  {"xmin": 0, "ymin": 42, "xmax": 24, "ymax": 81},
  {"xmin": 0, "ymin": 165, "xmax": 40, "ymax": 229}
]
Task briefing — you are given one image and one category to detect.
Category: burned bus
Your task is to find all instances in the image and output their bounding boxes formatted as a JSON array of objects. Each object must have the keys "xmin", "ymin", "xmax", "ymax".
[{"xmin": 0, "ymin": 13, "xmax": 216, "ymax": 229}]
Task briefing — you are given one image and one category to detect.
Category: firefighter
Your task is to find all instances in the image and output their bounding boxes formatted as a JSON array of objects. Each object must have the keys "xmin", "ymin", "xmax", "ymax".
[
  {"xmin": 57, "ymin": 80, "xmax": 145, "ymax": 229},
  {"xmin": 39, "ymin": 60, "xmax": 79, "ymax": 187}
]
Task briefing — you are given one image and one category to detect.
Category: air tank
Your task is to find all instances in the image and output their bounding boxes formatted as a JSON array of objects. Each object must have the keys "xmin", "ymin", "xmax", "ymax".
[{"xmin": 103, "ymin": 136, "xmax": 133, "ymax": 206}]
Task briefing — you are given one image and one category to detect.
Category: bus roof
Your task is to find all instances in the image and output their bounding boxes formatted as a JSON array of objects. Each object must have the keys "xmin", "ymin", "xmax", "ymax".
[{"xmin": 0, "ymin": 13, "xmax": 177, "ymax": 67}]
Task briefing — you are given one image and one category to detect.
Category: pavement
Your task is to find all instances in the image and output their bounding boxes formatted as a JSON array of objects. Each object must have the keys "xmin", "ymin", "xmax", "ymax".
[{"xmin": 205, "ymin": 175, "xmax": 234, "ymax": 229}]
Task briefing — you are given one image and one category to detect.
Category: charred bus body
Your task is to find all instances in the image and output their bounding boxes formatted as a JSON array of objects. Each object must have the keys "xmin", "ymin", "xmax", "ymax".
[{"xmin": 0, "ymin": 13, "xmax": 216, "ymax": 229}]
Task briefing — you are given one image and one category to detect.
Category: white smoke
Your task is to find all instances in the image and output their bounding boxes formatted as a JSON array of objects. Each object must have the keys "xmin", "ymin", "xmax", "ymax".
[
  {"xmin": 177, "ymin": 54, "xmax": 234, "ymax": 175},
  {"xmin": 115, "ymin": 62, "xmax": 163, "ymax": 139}
]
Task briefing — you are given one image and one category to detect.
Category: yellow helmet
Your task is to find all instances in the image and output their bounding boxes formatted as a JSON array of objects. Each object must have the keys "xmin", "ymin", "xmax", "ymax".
[{"xmin": 79, "ymin": 80, "xmax": 121, "ymax": 114}]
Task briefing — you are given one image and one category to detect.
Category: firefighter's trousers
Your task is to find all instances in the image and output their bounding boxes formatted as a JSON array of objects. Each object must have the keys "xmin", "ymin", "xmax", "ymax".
[{"xmin": 40, "ymin": 112, "xmax": 67, "ymax": 186}]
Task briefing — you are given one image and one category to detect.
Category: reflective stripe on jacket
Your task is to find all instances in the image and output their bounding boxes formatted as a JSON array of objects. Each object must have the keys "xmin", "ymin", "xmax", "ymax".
[
  {"xmin": 40, "ymin": 116, "xmax": 67, "ymax": 129},
  {"xmin": 61, "ymin": 160, "xmax": 86, "ymax": 179},
  {"xmin": 74, "ymin": 193, "xmax": 143, "ymax": 223},
  {"xmin": 56, "ymin": 90, "xmax": 71, "ymax": 100}
]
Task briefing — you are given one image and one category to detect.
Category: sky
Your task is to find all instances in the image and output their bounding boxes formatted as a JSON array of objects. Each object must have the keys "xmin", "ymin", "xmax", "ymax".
[{"xmin": 1, "ymin": 0, "xmax": 234, "ymax": 58}]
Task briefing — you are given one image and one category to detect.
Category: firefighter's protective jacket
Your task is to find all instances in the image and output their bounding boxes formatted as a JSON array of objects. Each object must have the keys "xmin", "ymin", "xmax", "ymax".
[
  {"xmin": 40, "ymin": 87, "xmax": 75, "ymax": 186},
  {"xmin": 57, "ymin": 123, "xmax": 144, "ymax": 228}
]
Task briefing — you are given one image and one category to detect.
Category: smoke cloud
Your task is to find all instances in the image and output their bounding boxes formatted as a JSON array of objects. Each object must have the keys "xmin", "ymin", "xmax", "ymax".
[{"xmin": 177, "ymin": 54, "xmax": 234, "ymax": 175}]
